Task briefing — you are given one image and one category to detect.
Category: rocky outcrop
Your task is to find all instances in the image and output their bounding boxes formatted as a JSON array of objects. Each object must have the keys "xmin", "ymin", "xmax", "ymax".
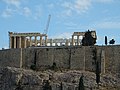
[{"xmin": 0, "ymin": 67, "xmax": 119, "ymax": 90}]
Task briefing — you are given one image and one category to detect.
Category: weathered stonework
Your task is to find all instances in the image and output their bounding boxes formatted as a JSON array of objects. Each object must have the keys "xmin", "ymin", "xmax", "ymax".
[
  {"xmin": 0, "ymin": 45, "xmax": 120, "ymax": 89},
  {"xmin": 0, "ymin": 67, "xmax": 119, "ymax": 90},
  {"xmin": 0, "ymin": 45, "xmax": 120, "ymax": 76}
]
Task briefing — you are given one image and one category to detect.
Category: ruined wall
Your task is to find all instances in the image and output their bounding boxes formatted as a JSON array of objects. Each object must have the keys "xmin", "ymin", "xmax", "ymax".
[
  {"xmin": 102, "ymin": 45, "xmax": 120, "ymax": 75},
  {"xmin": 0, "ymin": 45, "xmax": 120, "ymax": 75},
  {"xmin": 70, "ymin": 47, "xmax": 85, "ymax": 70},
  {"xmin": 85, "ymin": 46, "xmax": 96, "ymax": 72},
  {"xmin": 0, "ymin": 49, "xmax": 21, "ymax": 68},
  {"xmin": 22, "ymin": 47, "xmax": 70, "ymax": 70},
  {"xmin": 17, "ymin": 46, "xmax": 96, "ymax": 72},
  {"xmin": 0, "ymin": 46, "xmax": 98, "ymax": 72},
  {"xmin": 51, "ymin": 48, "xmax": 70, "ymax": 69},
  {"xmin": 21, "ymin": 45, "xmax": 120, "ymax": 76},
  {"xmin": 22, "ymin": 48, "xmax": 36, "ymax": 69}
]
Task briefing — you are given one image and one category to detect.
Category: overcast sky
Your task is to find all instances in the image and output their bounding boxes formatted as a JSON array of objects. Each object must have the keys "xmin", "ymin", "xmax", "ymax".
[{"xmin": 0, "ymin": 0, "xmax": 120, "ymax": 49}]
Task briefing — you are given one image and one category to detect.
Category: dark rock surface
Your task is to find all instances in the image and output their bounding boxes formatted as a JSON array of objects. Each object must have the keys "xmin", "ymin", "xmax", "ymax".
[{"xmin": 0, "ymin": 67, "xmax": 119, "ymax": 90}]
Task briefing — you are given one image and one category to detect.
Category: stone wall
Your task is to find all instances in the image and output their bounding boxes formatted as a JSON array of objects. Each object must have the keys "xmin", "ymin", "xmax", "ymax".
[
  {"xmin": 34, "ymin": 46, "xmax": 96, "ymax": 71},
  {"xmin": 0, "ymin": 49, "xmax": 21, "ymax": 68},
  {"xmin": 22, "ymin": 48, "xmax": 36, "ymax": 69},
  {"xmin": 70, "ymin": 46, "xmax": 85, "ymax": 70},
  {"xmin": 0, "ymin": 45, "xmax": 120, "ymax": 75},
  {"xmin": 102, "ymin": 45, "xmax": 120, "ymax": 75}
]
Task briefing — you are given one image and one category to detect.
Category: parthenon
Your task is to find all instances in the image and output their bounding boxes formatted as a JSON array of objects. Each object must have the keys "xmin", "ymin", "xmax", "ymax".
[
  {"xmin": 9, "ymin": 30, "xmax": 97, "ymax": 49},
  {"xmin": 9, "ymin": 32, "xmax": 47, "ymax": 48}
]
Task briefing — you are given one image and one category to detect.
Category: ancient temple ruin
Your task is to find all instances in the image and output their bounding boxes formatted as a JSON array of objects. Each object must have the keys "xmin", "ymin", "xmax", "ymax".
[
  {"xmin": 9, "ymin": 30, "xmax": 97, "ymax": 49},
  {"xmin": 9, "ymin": 32, "xmax": 47, "ymax": 48}
]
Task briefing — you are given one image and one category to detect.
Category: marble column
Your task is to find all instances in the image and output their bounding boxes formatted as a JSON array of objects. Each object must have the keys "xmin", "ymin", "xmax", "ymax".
[
  {"xmin": 45, "ymin": 36, "xmax": 47, "ymax": 46},
  {"xmin": 40, "ymin": 36, "xmax": 42, "ymax": 46},
  {"xmin": 14, "ymin": 36, "xmax": 16, "ymax": 48},
  {"xmin": 24, "ymin": 37, "xmax": 26, "ymax": 48},
  {"xmin": 72, "ymin": 35, "xmax": 74, "ymax": 46},
  {"xmin": 29, "ymin": 36, "xmax": 32, "ymax": 46},
  {"xmin": 35, "ymin": 36, "xmax": 37, "ymax": 46},
  {"xmin": 65, "ymin": 39, "xmax": 69, "ymax": 46},
  {"xmin": 19, "ymin": 36, "xmax": 21, "ymax": 48},
  {"xmin": 9, "ymin": 36, "xmax": 12, "ymax": 48},
  {"xmin": 75, "ymin": 42, "xmax": 77, "ymax": 46},
  {"xmin": 77, "ymin": 35, "xmax": 79, "ymax": 45},
  {"xmin": 50, "ymin": 39, "xmax": 53, "ymax": 46},
  {"xmin": 55, "ymin": 42, "xmax": 57, "ymax": 46},
  {"xmin": 60, "ymin": 42, "xmax": 62, "ymax": 46},
  {"xmin": 14, "ymin": 37, "xmax": 16, "ymax": 48}
]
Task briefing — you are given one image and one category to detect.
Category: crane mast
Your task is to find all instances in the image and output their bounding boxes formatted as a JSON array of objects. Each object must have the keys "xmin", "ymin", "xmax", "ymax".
[{"xmin": 44, "ymin": 14, "xmax": 51, "ymax": 35}]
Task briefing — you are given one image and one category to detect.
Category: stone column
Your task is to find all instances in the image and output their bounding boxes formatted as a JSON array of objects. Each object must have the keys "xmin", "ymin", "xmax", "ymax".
[
  {"xmin": 77, "ymin": 35, "xmax": 79, "ymax": 45},
  {"xmin": 60, "ymin": 42, "xmax": 62, "ymax": 46},
  {"xmin": 29, "ymin": 36, "xmax": 32, "ymax": 46},
  {"xmin": 45, "ymin": 36, "xmax": 47, "ymax": 46},
  {"xmin": 19, "ymin": 36, "xmax": 21, "ymax": 48},
  {"xmin": 24, "ymin": 37, "xmax": 26, "ymax": 48},
  {"xmin": 40, "ymin": 36, "xmax": 42, "ymax": 46},
  {"xmin": 55, "ymin": 42, "xmax": 57, "ymax": 46},
  {"xmin": 65, "ymin": 39, "xmax": 69, "ymax": 46},
  {"xmin": 75, "ymin": 42, "xmax": 77, "ymax": 46},
  {"xmin": 72, "ymin": 35, "xmax": 74, "ymax": 46},
  {"xmin": 14, "ymin": 36, "xmax": 16, "ymax": 48},
  {"xmin": 50, "ymin": 39, "xmax": 53, "ymax": 46},
  {"xmin": 35, "ymin": 36, "xmax": 37, "ymax": 46},
  {"xmin": 9, "ymin": 36, "xmax": 12, "ymax": 49}
]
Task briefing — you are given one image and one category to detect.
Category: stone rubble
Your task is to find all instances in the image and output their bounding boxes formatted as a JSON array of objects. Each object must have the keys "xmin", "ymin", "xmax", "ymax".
[{"xmin": 0, "ymin": 67, "xmax": 119, "ymax": 90}]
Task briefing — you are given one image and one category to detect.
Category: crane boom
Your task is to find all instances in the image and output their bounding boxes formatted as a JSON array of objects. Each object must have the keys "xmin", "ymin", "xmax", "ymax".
[{"xmin": 44, "ymin": 15, "xmax": 51, "ymax": 35}]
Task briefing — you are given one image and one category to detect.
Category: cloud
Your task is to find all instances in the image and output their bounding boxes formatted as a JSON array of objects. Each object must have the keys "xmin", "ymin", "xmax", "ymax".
[
  {"xmin": 22, "ymin": 7, "xmax": 31, "ymax": 17},
  {"xmin": 1, "ymin": 8, "xmax": 14, "ymax": 18},
  {"xmin": 2, "ymin": 0, "xmax": 21, "ymax": 8},
  {"xmin": 1, "ymin": 6, "xmax": 32, "ymax": 18},
  {"xmin": 89, "ymin": 21, "xmax": 120, "ymax": 30},
  {"xmin": 48, "ymin": 3, "xmax": 54, "ymax": 9},
  {"xmin": 33, "ymin": 6, "xmax": 42, "ymax": 20},
  {"xmin": 60, "ymin": 0, "xmax": 115, "ymax": 17},
  {"xmin": 61, "ymin": 0, "xmax": 91, "ymax": 16},
  {"xmin": 74, "ymin": 0, "xmax": 91, "ymax": 13},
  {"xmin": 93, "ymin": 0, "xmax": 114, "ymax": 3},
  {"xmin": 1, "ymin": 0, "xmax": 33, "ymax": 18},
  {"xmin": 64, "ymin": 22, "xmax": 78, "ymax": 27}
]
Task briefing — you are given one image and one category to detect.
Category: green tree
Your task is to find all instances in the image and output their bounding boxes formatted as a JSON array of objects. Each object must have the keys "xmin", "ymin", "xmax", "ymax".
[
  {"xmin": 109, "ymin": 39, "xmax": 115, "ymax": 45},
  {"xmin": 105, "ymin": 36, "xmax": 107, "ymax": 45},
  {"xmin": 82, "ymin": 30, "xmax": 96, "ymax": 46}
]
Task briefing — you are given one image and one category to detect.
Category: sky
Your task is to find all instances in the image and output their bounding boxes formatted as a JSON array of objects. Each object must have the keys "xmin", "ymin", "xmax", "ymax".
[{"xmin": 0, "ymin": 0, "xmax": 120, "ymax": 49}]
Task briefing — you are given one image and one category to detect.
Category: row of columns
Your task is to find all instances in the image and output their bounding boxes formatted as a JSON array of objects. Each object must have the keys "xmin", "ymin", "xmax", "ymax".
[
  {"xmin": 10, "ymin": 34, "xmax": 83, "ymax": 48},
  {"xmin": 10, "ymin": 35, "xmax": 48, "ymax": 49},
  {"xmin": 10, "ymin": 36, "xmax": 26, "ymax": 49},
  {"xmin": 48, "ymin": 39, "xmax": 69, "ymax": 46},
  {"xmin": 72, "ymin": 35, "xmax": 81, "ymax": 45},
  {"xmin": 30, "ymin": 35, "xmax": 47, "ymax": 46}
]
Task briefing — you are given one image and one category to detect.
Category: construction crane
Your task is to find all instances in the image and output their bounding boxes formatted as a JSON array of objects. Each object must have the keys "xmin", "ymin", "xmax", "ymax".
[{"xmin": 43, "ymin": 14, "xmax": 51, "ymax": 35}]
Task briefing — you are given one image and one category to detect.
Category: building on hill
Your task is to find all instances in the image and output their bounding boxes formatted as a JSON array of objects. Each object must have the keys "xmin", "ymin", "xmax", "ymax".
[{"xmin": 8, "ymin": 30, "xmax": 97, "ymax": 49}]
